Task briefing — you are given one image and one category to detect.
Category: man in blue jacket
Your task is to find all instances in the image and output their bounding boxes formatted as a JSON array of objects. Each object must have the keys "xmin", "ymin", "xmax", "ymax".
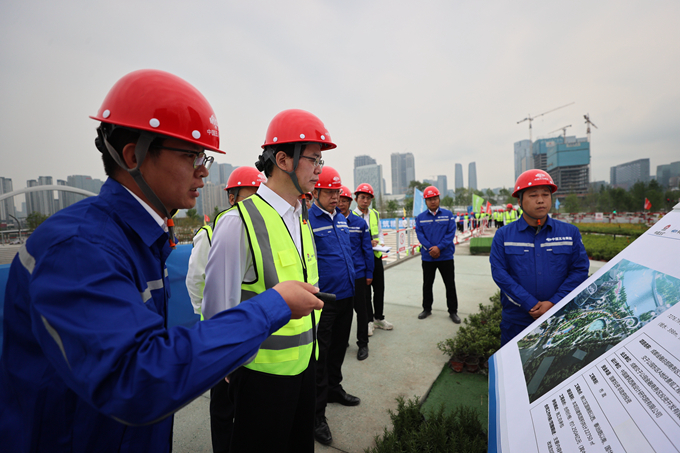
[
  {"xmin": 309, "ymin": 168, "xmax": 360, "ymax": 446},
  {"xmin": 415, "ymin": 186, "xmax": 460, "ymax": 323},
  {"xmin": 0, "ymin": 70, "xmax": 322, "ymax": 453},
  {"xmin": 338, "ymin": 185, "xmax": 374, "ymax": 361},
  {"xmin": 490, "ymin": 170, "xmax": 589, "ymax": 346}
]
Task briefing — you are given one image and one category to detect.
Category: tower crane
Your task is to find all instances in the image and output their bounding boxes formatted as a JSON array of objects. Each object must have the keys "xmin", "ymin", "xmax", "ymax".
[
  {"xmin": 548, "ymin": 124, "xmax": 572, "ymax": 140},
  {"xmin": 517, "ymin": 102, "xmax": 575, "ymax": 142},
  {"xmin": 584, "ymin": 114, "xmax": 598, "ymax": 142}
]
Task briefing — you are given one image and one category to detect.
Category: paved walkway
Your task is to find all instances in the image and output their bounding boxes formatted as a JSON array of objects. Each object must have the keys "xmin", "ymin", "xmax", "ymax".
[{"xmin": 172, "ymin": 239, "xmax": 606, "ymax": 452}]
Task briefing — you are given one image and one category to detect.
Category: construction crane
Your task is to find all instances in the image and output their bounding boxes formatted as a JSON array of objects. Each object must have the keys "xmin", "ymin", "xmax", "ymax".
[
  {"xmin": 517, "ymin": 102, "xmax": 575, "ymax": 142},
  {"xmin": 549, "ymin": 124, "xmax": 572, "ymax": 139},
  {"xmin": 584, "ymin": 114, "xmax": 598, "ymax": 142}
]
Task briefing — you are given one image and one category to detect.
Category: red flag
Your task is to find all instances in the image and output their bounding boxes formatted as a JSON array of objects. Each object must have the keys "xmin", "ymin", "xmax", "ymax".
[
  {"xmin": 204, "ymin": 214, "xmax": 211, "ymax": 224},
  {"xmin": 644, "ymin": 198, "xmax": 652, "ymax": 210},
  {"xmin": 485, "ymin": 201, "xmax": 491, "ymax": 214}
]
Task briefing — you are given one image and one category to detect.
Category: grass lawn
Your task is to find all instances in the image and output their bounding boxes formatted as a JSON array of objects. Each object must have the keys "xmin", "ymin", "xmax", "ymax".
[{"xmin": 421, "ymin": 363, "xmax": 489, "ymax": 432}]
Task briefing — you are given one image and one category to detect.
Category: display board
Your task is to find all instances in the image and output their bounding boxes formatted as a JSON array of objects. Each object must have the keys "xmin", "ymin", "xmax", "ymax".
[{"xmin": 489, "ymin": 205, "xmax": 680, "ymax": 453}]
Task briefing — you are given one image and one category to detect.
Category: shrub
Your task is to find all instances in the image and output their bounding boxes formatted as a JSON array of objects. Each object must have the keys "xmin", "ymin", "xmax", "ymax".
[
  {"xmin": 437, "ymin": 292, "xmax": 501, "ymax": 359},
  {"xmin": 581, "ymin": 234, "xmax": 632, "ymax": 261},
  {"xmin": 469, "ymin": 237, "xmax": 493, "ymax": 255},
  {"xmin": 366, "ymin": 396, "xmax": 487, "ymax": 453}
]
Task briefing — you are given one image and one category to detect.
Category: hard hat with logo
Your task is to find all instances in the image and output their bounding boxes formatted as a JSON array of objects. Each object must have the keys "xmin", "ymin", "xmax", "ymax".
[
  {"xmin": 90, "ymin": 69, "xmax": 223, "ymax": 248},
  {"xmin": 339, "ymin": 185, "xmax": 353, "ymax": 200},
  {"xmin": 262, "ymin": 109, "xmax": 336, "ymax": 150},
  {"xmin": 512, "ymin": 170, "xmax": 558, "ymax": 198},
  {"xmin": 423, "ymin": 186, "xmax": 440, "ymax": 199},
  {"xmin": 315, "ymin": 166, "xmax": 342, "ymax": 189},
  {"xmin": 354, "ymin": 183, "xmax": 374, "ymax": 198},
  {"xmin": 226, "ymin": 167, "xmax": 266, "ymax": 190},
  {"xmin": 91, "ymin": 69, "xmax": 223, "ymax": 153}
]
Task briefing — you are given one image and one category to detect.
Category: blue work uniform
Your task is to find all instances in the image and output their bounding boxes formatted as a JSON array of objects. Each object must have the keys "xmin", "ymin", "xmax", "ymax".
[
  {"xmin": 490, "ymin": 215, "xmax": 589, "ymax": 345},
  {"xmin": 309, "ymin": 203, "xmax": 356, "ymax": 419},
  {"xmin": 415, "ymin": 207, "xmax": 456, "ymax": 261},
  {"xmin": 346, "ymin": 211, "xmax": 374, "ymax": 280},
  {"xmin": 0, "ymin": 178, "xmax": 291, "ymax": 453}
]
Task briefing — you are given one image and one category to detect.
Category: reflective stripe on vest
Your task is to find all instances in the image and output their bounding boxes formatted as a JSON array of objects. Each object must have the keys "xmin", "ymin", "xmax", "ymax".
[
  {"xmin": 237, "ymin": 195, "xmax": 320, "ymax": 376},
  {"xmin": 370, "ymin": 208, "xmax": 381, "ymax": 258}
]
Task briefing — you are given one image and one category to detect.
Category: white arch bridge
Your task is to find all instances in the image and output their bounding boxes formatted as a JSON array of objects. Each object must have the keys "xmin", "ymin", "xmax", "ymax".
[{"xmin": 0, "ymin": 185, "xmax": 97, "ymax": 203}]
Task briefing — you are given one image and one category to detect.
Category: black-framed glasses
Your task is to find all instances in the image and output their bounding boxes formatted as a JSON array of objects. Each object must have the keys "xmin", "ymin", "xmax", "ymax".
[
  {"xmin": 154, "ymin": 146, "xmax": 214, "ymax": 170},
  {"xmin": 299, "ymin": 155, "xmax": 324, "ymax": 168}
]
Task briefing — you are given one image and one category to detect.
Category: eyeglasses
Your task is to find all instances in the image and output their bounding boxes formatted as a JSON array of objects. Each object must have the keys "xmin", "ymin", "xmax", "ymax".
[
  {"xmin": 299, "ymin": 155, "xmax": 324, "ymax": 168},
  {"xmin": 154, "ymin": 146, "xmax": 214, "ymax": 170}
]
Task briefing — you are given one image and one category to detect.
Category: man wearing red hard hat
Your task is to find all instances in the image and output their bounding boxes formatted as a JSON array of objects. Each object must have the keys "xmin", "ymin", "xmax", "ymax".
[
  {"xmin": 0, "ymin": 70, "xmax": 322, "ymax": 452},
  {"xmin": 204, "ymin": 109, "xmax": 333, "ymax": 452},
  {"xmin": 186, "ymin": 165, "xmax": 265, "ymax": 453},
  {"xmin": 415, "ymin": 186, "xmax": 460, "ymax": 323},
  {"xmin": 490, "ymin": 170, "xmax": 589, "ymax": 346}
]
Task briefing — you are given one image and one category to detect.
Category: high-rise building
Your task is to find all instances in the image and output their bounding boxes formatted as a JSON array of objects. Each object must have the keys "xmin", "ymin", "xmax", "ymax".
[
  {"xmin": 354, "ymin": 155, "xmax": 376, "ymax": 168},
  {"xmin": 424, "ymin": 175, "xmax": 448, "ymax": 195},
  {"xmin": 391, "ymin": 153, "xmax": 415, "ymax": 195},
  {"xmin": 610, "ymin": 158, "xmax": 650, "ymax": 190},
  {"xmin": 545, "ymin": 136, "xmax": 591, "ymax": 196},
  {"xmin": 0, "ymin": 177, "xmax": 16, "ymax": 222},
  {"xmin": 26, "ymin": 179, "xmax": 38, "ymax": 216},
  {"xmin": 455, "ymin": 163, "xmax": 464, "ymax": 189},
  {"xmin": 36, "ymin": 176, "xmax": 54, "ymax": 216},
  {"xmin": 468, "ymin": 162, "xmax": 477, "ymax": 191},
  {"xmin": 61, "ymin": 175, "xmax": 104, "ymax": 209},
  {"xmin": 201, "ymin": 182, "xmax": 230, "ymax": 217},
  {"xmin": 656, "ymin": 161, "xmax": 680, "ymax": 188},
  {"xmin": 513, "ymin": 140, "xmax": 533, "ymax": 181},
  {"xmin": 354, "ymin": 164, "xmax": 384, "ymax": 207}
]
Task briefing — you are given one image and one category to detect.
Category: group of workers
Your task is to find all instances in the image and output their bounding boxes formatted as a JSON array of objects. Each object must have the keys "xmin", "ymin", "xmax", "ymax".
[{"xmin": 0, "ymin": 68, "xmax": 591, "ymax": 453}]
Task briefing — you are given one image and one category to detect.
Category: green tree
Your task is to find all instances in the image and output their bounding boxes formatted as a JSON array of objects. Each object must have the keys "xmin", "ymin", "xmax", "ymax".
[
  {"xmin": 408, "ymin": 180, "xmax": 430, "ymax": 192},
  {"xmin": 484, "ymin": 188, "xmax": 497, "ymax": 205},
  {"xmin": 563, "ymin": 194, "xmax": 581, "ymax": 213},
  {"xmin": 186, "ymin": 208, "xmax": 199, "ymax": 221},
  {"xmin": 386, "ymin": 200, "xmax": 399, "ymax": 218},
  {"xmin": 441, "ymin": 195, "xmax": 454, "ymax": 209},
  {"xmin": 27, "ymin": 212, "xmax": 48, "ymax": 230}
]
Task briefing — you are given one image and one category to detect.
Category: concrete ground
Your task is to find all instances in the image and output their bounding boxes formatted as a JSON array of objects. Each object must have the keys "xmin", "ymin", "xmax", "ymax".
[{"xmin": 172, "ymin": 238, "xmax": 606, "ymax": 453}]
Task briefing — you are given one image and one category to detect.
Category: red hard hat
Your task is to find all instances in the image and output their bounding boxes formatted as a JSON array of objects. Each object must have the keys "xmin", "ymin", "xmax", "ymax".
[
  {"xmin": 506, "ymin": 203, "xmax": 513, "ymax": 209},
  {"xmin": 354, "ymin": 183, "xmax": 374, "ymax": 197},
  {"xmin": 315, "ymin": 166, "xmax": 342, "ymax": 189},
  {"xmin": 226, "ymin": 167, "xmax": 266, "ymax": 190},
  {"xmin": 339, "ymin": 185, "xmax": 353, "ymax": 199},
  {"xmin": 90, "ymin": 69, "xmax": 223, "ymax": 153},
  {"xmin": 423, "ymin": 186, "xmax": 440, "ymax": 199},
  {"xmin": 512, "ymin": 170, "xmax": 558, "ymax": 198},
  {"xmin": 262, "ymin": 109, "xmax": 336, "ymax": 150}
]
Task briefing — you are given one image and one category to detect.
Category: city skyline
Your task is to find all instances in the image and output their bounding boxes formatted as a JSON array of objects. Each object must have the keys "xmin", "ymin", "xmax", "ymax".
[{"xmin": 2, "ymin": 1, "xmax": 678, "ymax": 204}]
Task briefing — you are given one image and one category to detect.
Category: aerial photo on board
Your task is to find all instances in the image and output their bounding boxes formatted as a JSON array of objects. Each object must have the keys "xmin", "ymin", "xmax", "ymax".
[{"xmin": 518, "ymin": 259, "xmax": 680, "ymax": 404}]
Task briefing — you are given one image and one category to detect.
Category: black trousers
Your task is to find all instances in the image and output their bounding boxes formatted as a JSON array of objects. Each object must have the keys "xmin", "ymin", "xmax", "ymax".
[
  {"xmin": 366, "ymin": 256, "xmax": 385, "ymax": 320},
  {"xmin": 316, "ymin": 296, "xmax": 354, "ymax": 418},
  {"xmin": 422, "ymin": 259, "xmax": 458, "ymax": 314},
  {"xmin": 209, "ymin": 378, "xmax": 234, "ymax": 453},
  {"xmin": 228, "ymin": 357, "xmax": 316, "ymax": 453},
  {"xmin": 354, "ymin": 278, "xmax": 369, "ymax": 348}
]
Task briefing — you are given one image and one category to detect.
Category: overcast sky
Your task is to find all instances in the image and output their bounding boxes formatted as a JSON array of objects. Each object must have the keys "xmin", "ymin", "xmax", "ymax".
[{"xmin": 2, "ymin": 0, "xmax": 679, "ymax": 209}]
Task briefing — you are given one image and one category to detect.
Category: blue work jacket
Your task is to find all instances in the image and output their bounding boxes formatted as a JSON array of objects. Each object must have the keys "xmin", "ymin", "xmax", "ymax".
[
  {"xmin": 0, "ymin": 178, "xmax": 290, "ymax": 453},
  {"xmin": 490, "ymin": 215, "xmax": 589, "ymax": 327},
  {"xmin": 309, "ymin": 204, "xmax": 355, "ymax": 300},
  {"xmin": 346, "ymin": 211, "xmax": 374, "ymax": 280},
  {"xmin": 415, "ymin": 208, "xmax": 456, "ymax": 262}
]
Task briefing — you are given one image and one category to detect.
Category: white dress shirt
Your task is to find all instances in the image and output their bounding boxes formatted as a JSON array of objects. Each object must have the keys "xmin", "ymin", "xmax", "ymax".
[{"xmin": 203, "ymin": 183, "xmax": 303, "ymax": 320}]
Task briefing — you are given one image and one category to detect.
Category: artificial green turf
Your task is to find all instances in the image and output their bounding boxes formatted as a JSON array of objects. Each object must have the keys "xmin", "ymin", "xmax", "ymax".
[
  {"xmin": 420, "ymin": 363, "xmax": 489, "ymax": 432},
  {"xmin": 469, "ymin": 237, "xmax": 493, "ymax": 255}
]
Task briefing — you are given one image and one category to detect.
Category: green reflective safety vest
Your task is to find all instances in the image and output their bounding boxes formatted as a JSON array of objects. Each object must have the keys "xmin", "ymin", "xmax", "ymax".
[
  {"xmin": 352, "ymin": 208, "xmax": 382, "ymax": 258},
  {"xmin": 237, "ymin": 195, "xmax": 320, "ymax": 376},
  {"xmin": 504, "ymin": 210, "xmax": 518, "ymax": 224}
]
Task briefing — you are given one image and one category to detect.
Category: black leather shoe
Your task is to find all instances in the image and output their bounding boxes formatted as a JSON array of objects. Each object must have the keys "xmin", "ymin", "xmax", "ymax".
[
  {"xmin": 418, "ymin": 310, "xmax": 432, "ymax": 319},
  {"xmin": 314, "ymin": 417, "xmax": 332, "ymax": 445},
  {"xmin": 357, "ymin": 346, "xmax": 369, "ymax": 361},
  {"xmin": 327, "ymin": 390, "xmax": 361, "ymax": 406},
  {"xmin": 450, "ymin": 313, "xmax": 461, "ymax": 324}
]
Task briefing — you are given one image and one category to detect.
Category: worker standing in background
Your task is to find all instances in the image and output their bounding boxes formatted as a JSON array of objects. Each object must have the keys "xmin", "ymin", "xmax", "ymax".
[
  {"xmin": 0, "ymin": 70, "xmax": 322, "ymax": 452},
  {"xmin": 185, "ymin": 165, "xmax": 264, "ymax": 453},
  {"xmin": 338, "ymin": 185, "xmax": 374, "ymax": 360},
  {"xmin": 204, "ymin": 109, "xmax": 334, "ymax": 452},
  {"xmin": 309, "ymin": 168, "xmax": 361, "ymax": 446},
  {"xmin": 414, "ymin": 186, "xmax": 461, "ymax": 323},
  {"xmin": 490, "ymin": 170, "xmax": 589, "ymax": 346},
  {"xmin": 353, "ymin": 183, "xmax": 394, "ymax": 334},
  {"xmin": 504, "ymin": 203, "xmax": 518, "ymax": 224}
]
